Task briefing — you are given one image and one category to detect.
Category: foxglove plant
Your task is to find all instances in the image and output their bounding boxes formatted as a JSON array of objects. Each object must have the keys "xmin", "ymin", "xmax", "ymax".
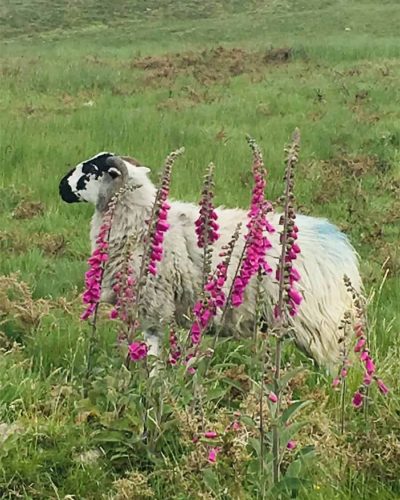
[
  {"xmin": 81, "ymin": 182, "xmax": 140, "ymax": 391},
  {"xmin": 124, "ymin": 148, "xmax": 184, "ymax": 355},
  {"xmin": 230, "ymin": 138, "xmax": 275, "ymax": 308},
  {"xmin": 271, "ymin": 129, "xmax": 302, "ymax": 485},
  {"xmin": 81, "ymin": 208, "xmax": 113, "ymax": 321},
  {"xmin": 195, "ymin": 162, "xmax": 219, "ymax": 248},
  {"xmin": 168, "ymin": 325, "xmax": 181, "ymax": 365},
  {"xmin": 343, "ymin": 275, "xmax": 389, "ymax": 410},
  {"xmin": 81, "ymin": 183, "xmax": 139, "ymax": 322},
  {"xmin": 110, "ymin": 251, "xmax": 137, "ymax": 325},
  {"xmin": 332, "ymin": 310, "xmax": 353, "ymax": 433},
  {"xmin": 128, "ymin": 341, "xmax": 149, "ymax": 361},
  {"xmin": 191, "ymin": 259, "xmax": 229, "ymax": 346},
  {"xmin": 195, "ymin": 163, "xmax": 219, "ymax": 288},
  {"xmin": 109, "ymin": 241, "xmax": 142, "ymax": 358},
  {"xmin": 189, "ymin": 223, "xmax": 242, "ymax": 352},
  {"xmin": 146, "ymin": 151, "xmax": 183, "ymax": 277}
]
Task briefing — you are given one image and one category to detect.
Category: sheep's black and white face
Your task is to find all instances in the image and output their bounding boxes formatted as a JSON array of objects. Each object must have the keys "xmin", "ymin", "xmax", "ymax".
[{"xmin": 59, "ymin": 152, "xmax": 120, "ymax": 204}]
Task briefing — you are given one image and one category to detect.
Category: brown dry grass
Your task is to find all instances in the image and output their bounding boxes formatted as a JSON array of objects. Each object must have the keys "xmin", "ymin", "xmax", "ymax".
[
  {"xmin": 0, "ymin": 274, "xmax": 50, "ymax": 331},
  {"xmin": 131, "ymin": 46, "xmax": 294, "ymax": 88},
  {"xmin": 0, "ymin": 229, "xmax": 69, "ymax": 257}
]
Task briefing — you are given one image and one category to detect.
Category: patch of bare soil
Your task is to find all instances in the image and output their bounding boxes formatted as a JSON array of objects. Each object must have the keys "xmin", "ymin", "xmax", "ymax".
[
  {"xmin": 12, "ymin": 201, "xmax": 45, "ymax": 219},
  {"xmin": 131, "ymin": 46, "xmax": 294, "ymax": 88}
]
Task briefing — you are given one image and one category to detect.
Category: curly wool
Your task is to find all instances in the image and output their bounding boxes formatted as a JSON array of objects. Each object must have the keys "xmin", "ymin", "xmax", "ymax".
[{"xmin": 90, "ymin": 160, "xmax": 362, "ymax": 369}]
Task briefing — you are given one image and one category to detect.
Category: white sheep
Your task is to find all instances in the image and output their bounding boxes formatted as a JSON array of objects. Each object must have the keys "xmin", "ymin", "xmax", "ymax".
[{"xmin": 59, "ymin": 152, "xmax": 362, "ymax": 368}]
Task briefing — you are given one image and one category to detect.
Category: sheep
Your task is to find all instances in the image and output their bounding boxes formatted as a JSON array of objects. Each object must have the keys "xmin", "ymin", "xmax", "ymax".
[{"xmin": 59, "ymin": 152, "xmax": 362, "ymax": 368}]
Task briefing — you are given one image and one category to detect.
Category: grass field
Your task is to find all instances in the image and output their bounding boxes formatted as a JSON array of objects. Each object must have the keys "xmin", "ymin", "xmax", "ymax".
[{"xmin": 0, "ymin": 0, "xmax": 399, "ymax": 498}]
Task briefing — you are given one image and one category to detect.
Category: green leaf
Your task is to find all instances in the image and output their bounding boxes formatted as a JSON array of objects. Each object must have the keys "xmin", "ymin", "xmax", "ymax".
[
  {"xmin": 285, "ymin": 445, "xmax": 316, "ymax": 478},
  {"xmin": 221, "ymin": 377, "xmax": 246, "ymax": 394},
  {"xmin": 206, "ymin": 385, "xmax": 228, "ymax": 401},
  {"xmin": 270, "ymin": 476, "xmax": 310, "ymax": 495},
  {"xmin": 203, "ymin": 469, "xmax": 220, "ymax": 493},
  {"xmin": 241, "ymin": 415, "xmax": 257, "ymax": 428},
  {"xmin": 297, "ymin": 445, "xmax": 316, "ymax": 457},
  {"xmin": 280, "ymin": 420, "xmax": 308, "ymax": 447},
  {"xmin": 278, "ymin": 366, "xmax": 305, "ymax": 390},
  {"xmin": 280, "ymin": 400, "xmax": 312, "ymax": 425},
  {"xmin": 248, "ymin": 437, "xmax": 261, "ymax": 458},
  {"xmin": 285, "ymin": 458, "xmax": 302, "ymax": 478}
]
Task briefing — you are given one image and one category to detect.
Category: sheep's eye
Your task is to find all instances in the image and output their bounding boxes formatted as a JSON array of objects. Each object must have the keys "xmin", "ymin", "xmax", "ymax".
[{"xmin": 107, "ymin": 167, "xmax": 121, "ymax": 179}]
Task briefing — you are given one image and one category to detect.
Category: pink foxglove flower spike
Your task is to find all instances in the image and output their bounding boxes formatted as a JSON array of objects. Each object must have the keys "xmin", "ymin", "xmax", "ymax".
[{"xmin": 231, "ymin": 140, "xmax": 274, "ymax": 308}]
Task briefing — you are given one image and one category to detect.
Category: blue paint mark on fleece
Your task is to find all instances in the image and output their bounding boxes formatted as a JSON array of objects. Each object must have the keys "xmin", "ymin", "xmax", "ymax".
[{"xmin": 297, "ymin": 214, "xmax": 357, "ymax": 266}]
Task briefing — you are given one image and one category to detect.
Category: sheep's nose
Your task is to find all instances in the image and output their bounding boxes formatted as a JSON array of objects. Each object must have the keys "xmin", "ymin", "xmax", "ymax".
[{"xmin": 59, "ymin": 175, "xmax": 80, "ymax": 203}]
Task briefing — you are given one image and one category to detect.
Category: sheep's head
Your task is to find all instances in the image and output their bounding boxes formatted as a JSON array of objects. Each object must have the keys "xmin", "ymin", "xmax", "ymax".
[{"xmin": 59, "ymin": 152, "xmax": 151, "ymax": 206}]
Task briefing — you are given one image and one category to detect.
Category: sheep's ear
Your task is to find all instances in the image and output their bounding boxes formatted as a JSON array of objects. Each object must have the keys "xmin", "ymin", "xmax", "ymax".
[
  {"xmin": 120, "ymin": 155, "xmax": 143, "ymax": 167},
  {"xmin": 119, "ymin": 155, "xmax": 151, "ymax": 176},
  {"xmin": 136, "ymin": 166, "xmax": 151, "ymax": 175}
]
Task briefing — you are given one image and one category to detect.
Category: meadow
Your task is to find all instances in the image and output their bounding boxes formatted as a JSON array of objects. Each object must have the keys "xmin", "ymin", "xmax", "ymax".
[{"xmin": 0, "ymin": 0, "xmax": 399, "ymax": 498}]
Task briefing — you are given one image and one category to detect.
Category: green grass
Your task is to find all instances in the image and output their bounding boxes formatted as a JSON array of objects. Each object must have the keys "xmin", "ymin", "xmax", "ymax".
[{"xmin": 0, "ymin": 0, "xmax": 399, "ymax": 498}]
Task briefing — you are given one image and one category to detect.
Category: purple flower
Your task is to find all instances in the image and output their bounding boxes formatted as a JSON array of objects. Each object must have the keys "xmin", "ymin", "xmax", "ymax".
[
  {"xmin": 231, "ymin": 421, "xmax": 241, "ymax": 431},
  {"xmin": 354, "ymin": 337, "xmax": 366, "ymax": 352},
  {"xmin": 195, "ymin": 202, "xmax": 220, "ymax": 248},
  {"xmin": 190, "ymin": 320, "xmax": 202, "ymax": 345},
  {"xmin": 190, "ymin": 259, "xmax": 229, "ymax": 346},
  {"xmin": 81, "ymin": 219, "xmax": 112, "ymax": 320},
  {"xmin": 288, "ymin": 288, "xmax": 302, "ymax": 306},
  {"xmin": 110, "ymin": 264, "xmax": 137, "ymax": 322},
  {"xmin": 208, "ymin": 447, "xmax": 221, "ymax": 463},
  {"xmin": 363, "ymin": 372, "xmax": 372, "ymax": 386},
  {"xmin": 231, "ymin": 154, "xmax": 274, "ymax": 308},
  {"xmin": 352, "ymin": 391, "xmax": 363, "ymax": 409},
  {"xmin": 376, "ymin": 379, "xmax": 389, "ymax": 395},
  {"xmin": 268, "ymin": 391, "xmax": 278, "ymax": 403},
  {"xmin": 287, "ymin": 440, "xmax": 297, "ymax": 450},
  {"xmin": 168, "ymin": 328, "xmax": 181, "ymax": 365},
  {"xmin": 128, "ymin": 341, "xmax": 148, "ymax": 361},
  {"xmin": 365, "ymin": 356, "xmax": 376, "ymax": 375},
  {"xmin": 194, "ymin": 163, "xmax": 220, "ymax": 248},
  {"xmin": 148, "ymin": 200, "xmax": 171, "ymax": 276}
]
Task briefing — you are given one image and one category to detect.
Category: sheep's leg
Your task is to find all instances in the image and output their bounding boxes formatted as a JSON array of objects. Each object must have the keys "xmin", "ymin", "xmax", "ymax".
[
  {"xmin": 144, "ymin": 330, "xmax": 161, "ymax": 357},
  {"xmin": 144, "ymin": 330, "xmax": 161, "ymax": 377}
]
